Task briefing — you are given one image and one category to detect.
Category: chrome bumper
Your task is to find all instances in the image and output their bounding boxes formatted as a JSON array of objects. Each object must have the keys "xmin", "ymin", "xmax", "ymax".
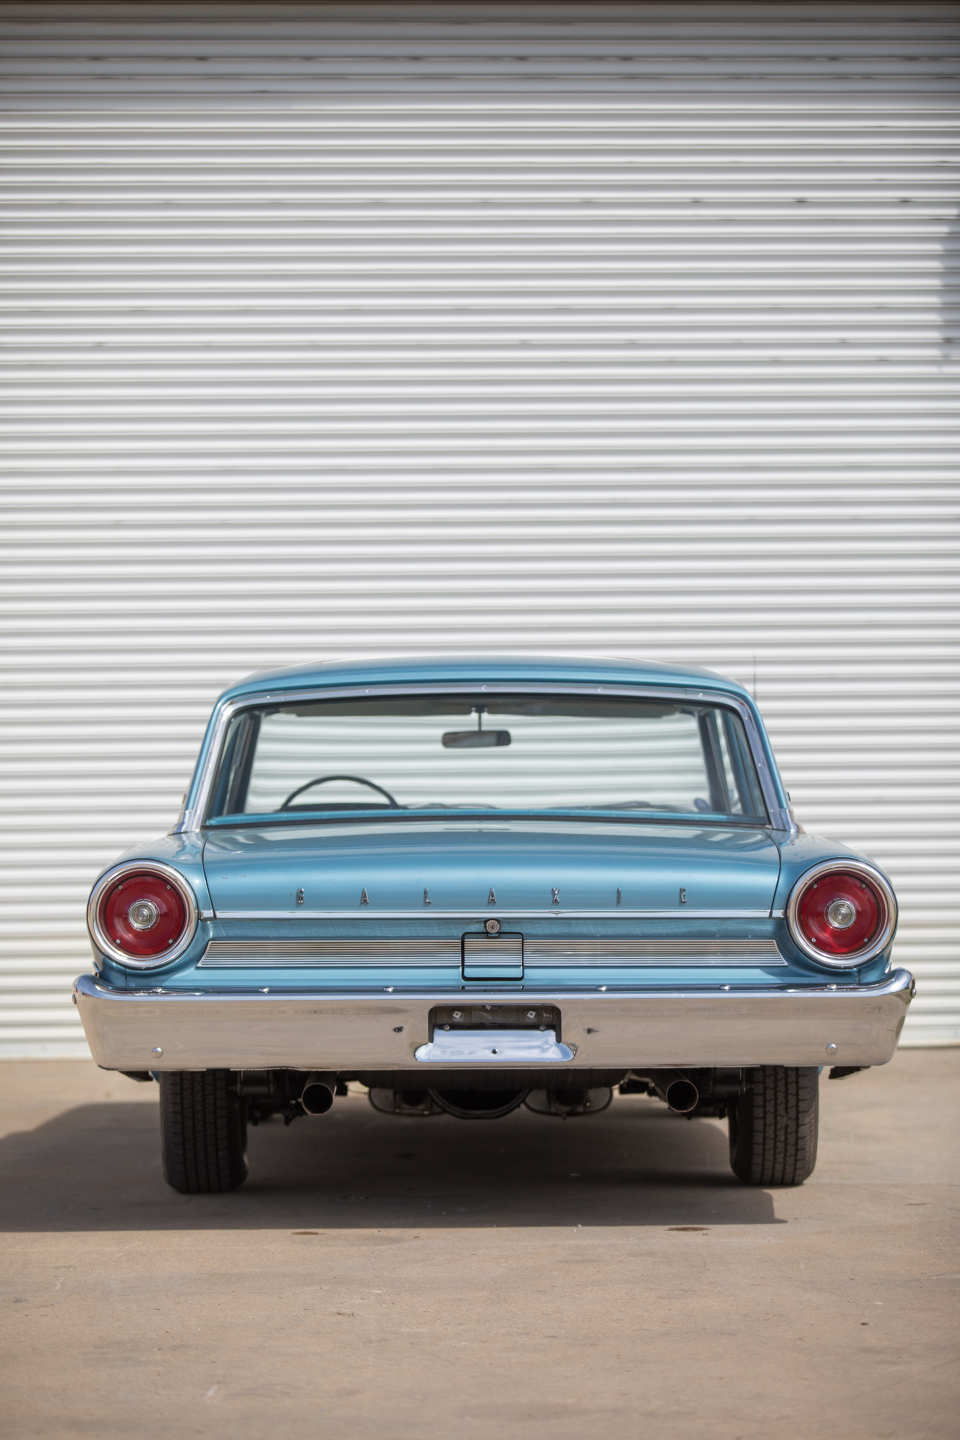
[{"xmin": 74, "ymin": 969, "xmax": 915, "ymax": 1072}]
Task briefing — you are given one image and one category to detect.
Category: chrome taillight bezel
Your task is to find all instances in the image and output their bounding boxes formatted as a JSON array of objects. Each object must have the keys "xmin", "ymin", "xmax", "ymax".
[
  {"xmin": 785, "ymin": 859, "xmax": 897, "ymax": 969},
  {"xmin": 87, "ymin": 860, "xmax": 198, "ymax": 969}
]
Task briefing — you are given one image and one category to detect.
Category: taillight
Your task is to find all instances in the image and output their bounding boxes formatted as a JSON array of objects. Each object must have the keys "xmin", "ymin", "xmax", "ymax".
[
  {"xmin": 786, "ymin": 861, "xmax": 896, "ymax": 968},
  {"xmin": 88, "ymin": 862, "xmax": 198, "ymax": 968}
]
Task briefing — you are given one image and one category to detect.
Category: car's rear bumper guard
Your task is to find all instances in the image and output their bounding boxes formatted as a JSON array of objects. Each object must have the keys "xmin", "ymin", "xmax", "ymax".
[{"xmin": 74, "ymin": 969, "xmax": 915, "ymax": 1072}]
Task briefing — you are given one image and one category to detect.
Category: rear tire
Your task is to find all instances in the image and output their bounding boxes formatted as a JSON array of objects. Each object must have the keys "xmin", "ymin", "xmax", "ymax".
[
  {"xmin": 728, "ymin": 1066, "xmax": 819, "ymax": 1186},
  {"xmin": 159, "ymin": 1070, "xmax": 248, "ymax": 1194}
]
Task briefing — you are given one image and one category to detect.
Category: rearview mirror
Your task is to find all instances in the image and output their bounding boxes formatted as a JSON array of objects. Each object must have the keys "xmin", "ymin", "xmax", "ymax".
[{"xmin": 442, "ymin": 729, "xmax": 511, "ymax": 749}]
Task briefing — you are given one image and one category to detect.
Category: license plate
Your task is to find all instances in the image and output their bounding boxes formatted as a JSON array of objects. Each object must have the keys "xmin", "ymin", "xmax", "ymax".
[{"xmin": 414, "ymin": 1027, "xmax": 574, "ymax": 1063}]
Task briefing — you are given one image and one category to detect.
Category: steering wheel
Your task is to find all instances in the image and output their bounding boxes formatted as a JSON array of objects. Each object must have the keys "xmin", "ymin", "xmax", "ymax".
[{"xmin": 279, "ymin": 774, "xmax": 400, "ymax": 809}]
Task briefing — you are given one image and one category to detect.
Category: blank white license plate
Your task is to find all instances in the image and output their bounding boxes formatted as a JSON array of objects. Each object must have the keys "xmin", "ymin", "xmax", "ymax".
[{"xmin": 414, "ymin": 1027, "xmax": 574, "ymax": 1063}]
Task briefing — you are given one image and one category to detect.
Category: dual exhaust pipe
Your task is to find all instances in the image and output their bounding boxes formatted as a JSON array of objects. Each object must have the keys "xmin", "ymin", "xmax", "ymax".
[
  {"xmin": 641, "ymin": 1071, "xmax": 700, "ymax": 1114},
  {"xmin": 299, "ymin": 1075, "xmax": 336, "ymax": 1116},
  {"xmin": 300, "ymin": 1072, "xmax": 700, "ymax": 1117},
  {"xmin": 662, "ymin": 1076, "xmax": 700, "ymax": 1114}
]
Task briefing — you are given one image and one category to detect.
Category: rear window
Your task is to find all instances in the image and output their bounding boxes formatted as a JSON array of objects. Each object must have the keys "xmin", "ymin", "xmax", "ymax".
[{"xmin": 207, "ymin": 692, "xmax": 768, "ymax": 824}]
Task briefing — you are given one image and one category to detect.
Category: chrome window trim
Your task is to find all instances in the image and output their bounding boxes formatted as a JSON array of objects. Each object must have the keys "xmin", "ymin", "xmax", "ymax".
[
  {"xmin": 785, "ymin": 859, "xmax": 897, "ymax": 969},
  {"xmin": 176, "ymin": 682, "xmax": 791, "ymax": 834},
  {"xmin": 87, "ymin": 860, "xmax": 199, "ymax": 970}
]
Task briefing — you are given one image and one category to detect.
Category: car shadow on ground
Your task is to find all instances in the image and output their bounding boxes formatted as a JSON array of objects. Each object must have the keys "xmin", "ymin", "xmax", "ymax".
[{"xmin": 0, "ymin": 1091, "xmax": 784, "ymax": 1230}]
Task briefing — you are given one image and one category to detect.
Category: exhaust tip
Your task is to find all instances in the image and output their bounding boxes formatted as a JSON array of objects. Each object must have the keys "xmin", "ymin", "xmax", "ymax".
[
  {"xmin": 300, "ymin": 1078, "xmax": 335, "ymax": 1116},
  {"xmin": 664, "ymin": 1078, "xmax": 700, "ymax": 1114}
]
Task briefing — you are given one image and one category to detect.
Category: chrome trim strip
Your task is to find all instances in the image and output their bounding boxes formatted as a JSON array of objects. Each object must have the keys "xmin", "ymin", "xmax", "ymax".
[
  {"xmin": 525, "ymin": 939, "xmax": 784, "ymax": 966},
  {"xmin": 179, "ymin": 681, "xmax": 790, "ymax": 833},
  {"xmin": 785, "ymin": 860, "xmax": 898, "ymax": 969},
  {"xmin": 197, "ymin": 937, "xmax": 785, "ymax": 968},
  {"xmin": 74, "ymin": 968, "xmax": 915, "ymax": 1071},
  {"xmin": 524, "ymin": 938, "xmax": 778, "ymax": 955},
  {"xmin": 211, "ymin": 908, "xmax": 777, "ymax": 921},
  {"xmin": 87, "ymin": 861, "xmax": 199, "ymax": 971},
  {"xmin": 200, "ymin": 939, "xmax": 455, "ymax": 968}
]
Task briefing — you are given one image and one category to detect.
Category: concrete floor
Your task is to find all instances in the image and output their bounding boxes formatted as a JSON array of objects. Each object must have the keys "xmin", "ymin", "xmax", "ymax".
[{"xmin": 0, "ymin": 1053, "xmax": 957, "ymax": 1440}]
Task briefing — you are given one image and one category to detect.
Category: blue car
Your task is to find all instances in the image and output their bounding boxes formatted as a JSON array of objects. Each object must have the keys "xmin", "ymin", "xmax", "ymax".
[{"xmin": 75, "ymin": 657, "xmax": 913, "ymax": 1193}]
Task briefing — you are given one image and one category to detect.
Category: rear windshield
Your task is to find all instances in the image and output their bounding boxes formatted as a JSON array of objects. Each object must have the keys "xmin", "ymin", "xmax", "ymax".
[{"xmin": 206, "ymin": 693, "xmax": 768, "ymax": 824}]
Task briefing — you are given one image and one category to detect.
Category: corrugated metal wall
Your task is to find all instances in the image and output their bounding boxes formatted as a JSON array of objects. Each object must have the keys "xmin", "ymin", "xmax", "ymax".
[{"xmin": 1, "ymin": 2, "xmax": 957, "ymax": 1055}]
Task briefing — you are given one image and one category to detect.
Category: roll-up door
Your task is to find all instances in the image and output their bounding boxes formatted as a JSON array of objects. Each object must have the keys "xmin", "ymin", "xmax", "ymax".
[{"xmin": 0, "ymin": 3, "xmax": 957, "ymax": 1053}]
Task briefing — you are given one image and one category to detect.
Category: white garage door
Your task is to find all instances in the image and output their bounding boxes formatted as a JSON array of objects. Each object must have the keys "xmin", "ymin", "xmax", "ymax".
[{"xmin": 1, "ymin": 3, "xmax": 958, "ymax": 1054}]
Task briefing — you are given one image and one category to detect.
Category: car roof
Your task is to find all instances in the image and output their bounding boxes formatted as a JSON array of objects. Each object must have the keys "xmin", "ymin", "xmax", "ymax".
[{"xmin": 218, "ymin": 656, "xmax": 752, "ymax": 703}]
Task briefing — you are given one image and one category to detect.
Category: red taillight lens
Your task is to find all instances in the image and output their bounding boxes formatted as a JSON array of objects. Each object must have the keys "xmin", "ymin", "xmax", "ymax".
[
  {"xmin": 99, "ymin": 870, "xmax": 187, "ymax": 959},
  {"xmin": 795, "ymin": 870, "xmax": 883, "ymax": 957}
]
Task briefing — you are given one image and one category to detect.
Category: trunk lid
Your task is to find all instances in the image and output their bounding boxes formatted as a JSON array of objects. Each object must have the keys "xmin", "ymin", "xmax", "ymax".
[{"xmin": 202, "ymin": 818, "xmax": 781, "ymax": 921}]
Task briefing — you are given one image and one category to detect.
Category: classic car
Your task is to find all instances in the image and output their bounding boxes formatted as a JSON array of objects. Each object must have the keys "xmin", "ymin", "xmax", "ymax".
[{"xmin": 75, "ymin": 657, "xmax": 914, "ymax": 1194}]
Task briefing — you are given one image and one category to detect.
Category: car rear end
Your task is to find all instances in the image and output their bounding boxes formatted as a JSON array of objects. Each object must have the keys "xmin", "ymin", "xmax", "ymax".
[{"xmin": 74, "ymin": 661, "xmax": 913, "ymax": 1191}]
